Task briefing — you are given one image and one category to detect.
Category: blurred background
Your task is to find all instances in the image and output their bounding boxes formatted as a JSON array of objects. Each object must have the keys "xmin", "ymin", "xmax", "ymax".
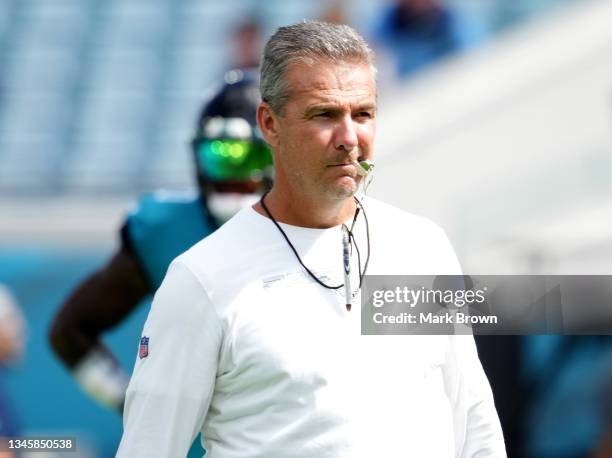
[{"xmin": 0, "ymin": 0, "xmax": 611, "ymax": 456}]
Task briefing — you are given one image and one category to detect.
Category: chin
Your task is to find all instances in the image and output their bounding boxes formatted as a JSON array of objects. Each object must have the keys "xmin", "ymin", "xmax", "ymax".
[
  {"xmin": 328, "ymin": 184, "xmax": 358, "ymax": 200},
  {"xmin": 320, "ymin": 176, "xmax": 359, "ymax": 200}
]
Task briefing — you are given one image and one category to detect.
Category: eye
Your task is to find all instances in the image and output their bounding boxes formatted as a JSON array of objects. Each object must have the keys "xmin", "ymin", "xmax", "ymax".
[
  {"xmin": 355, "ymin": 111, "xmax": 373, "ymax": 120},
  {"xmin": 314, "ymin": 111, "xmax": 331, "ymax": 118}
]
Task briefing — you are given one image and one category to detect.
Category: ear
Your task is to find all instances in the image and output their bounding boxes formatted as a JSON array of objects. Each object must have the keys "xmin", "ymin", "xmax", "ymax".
[{"xmin": 257, "ymin": 101, "xmax": 280, "ymax": 148}]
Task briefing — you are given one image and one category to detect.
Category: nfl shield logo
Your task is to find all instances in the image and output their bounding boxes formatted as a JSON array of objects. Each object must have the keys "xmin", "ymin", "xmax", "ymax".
[{"xmin": 139, "ymin": 336, "xmax": 149, "ymax": 359}]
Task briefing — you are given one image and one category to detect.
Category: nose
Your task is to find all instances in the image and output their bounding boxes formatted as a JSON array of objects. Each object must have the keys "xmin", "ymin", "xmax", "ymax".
[{"xmin": 333, "ymin": 114, "xmax": 359, "ymax": 154}]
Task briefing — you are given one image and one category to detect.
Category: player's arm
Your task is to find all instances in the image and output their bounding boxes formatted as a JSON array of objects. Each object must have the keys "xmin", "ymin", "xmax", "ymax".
[
  {"xmin": 117, "ymin": 261, "xmax": 221, "ymax": 457},
  {"xmin": 48, "ymin": 245, "xmax": 150, "ymax": 411},
  {"xmin": 0, "ymin": 286, "xmax": 25, "ymax": 367},
  {"xmin": 0, "ymin": 325, "xmax": 20, "ymax": 366}
]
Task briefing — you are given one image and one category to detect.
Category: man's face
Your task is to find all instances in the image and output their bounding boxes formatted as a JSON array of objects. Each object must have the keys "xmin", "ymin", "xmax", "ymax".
[{"xmin": 269, "ymin": 60, "xmax": 376, "ymax": 201}]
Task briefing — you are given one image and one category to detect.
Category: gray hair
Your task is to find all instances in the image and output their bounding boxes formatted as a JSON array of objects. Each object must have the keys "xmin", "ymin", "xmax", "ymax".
[{"xmin": 260, "ymin": 21, "xmax": 376, "ymax": 114}]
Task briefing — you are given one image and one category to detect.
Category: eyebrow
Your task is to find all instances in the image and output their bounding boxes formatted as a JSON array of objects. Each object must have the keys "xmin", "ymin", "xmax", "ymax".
[
  {"xmin": 305, "ymin": 103, "xmax": 376, "ymax": 116},
  {"xmin": 354, "ymin": 103, "xmax": 377, "ymax": 113}
]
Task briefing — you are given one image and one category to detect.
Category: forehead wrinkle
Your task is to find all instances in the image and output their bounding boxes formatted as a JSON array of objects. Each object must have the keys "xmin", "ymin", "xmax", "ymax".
[
  {"xmin": 287, "ymin": 61, "xmax": 374, "ymax": 89},
  {"xmin": 294, "ymin": 76, "xmax": 374, "ymax": 93},
  {"xmin": 284, "ymin": 62, "xmax": 376, "ymax": 114},
  {"xmin": 301, "ymin": 84, "xmax": 375, "ymax": 103}
]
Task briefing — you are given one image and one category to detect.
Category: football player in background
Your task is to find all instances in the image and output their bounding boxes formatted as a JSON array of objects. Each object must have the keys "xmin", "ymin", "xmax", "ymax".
[{"xmin": 48, "ymin": 69, "xmax": 273, "ymax": 413}]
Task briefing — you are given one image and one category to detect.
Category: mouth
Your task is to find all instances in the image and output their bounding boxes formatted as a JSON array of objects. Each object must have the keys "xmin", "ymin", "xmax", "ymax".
[
  {"xmin": 327, "ymin": 163, "xmax": 360, "ymax": 180},
  {"xmin": 328, "ymin": 156, "xmax": 365, "ymax": 167},
  {"xmin": 328, "ymin": 162, "xmax": 357, "ymax": 169}
]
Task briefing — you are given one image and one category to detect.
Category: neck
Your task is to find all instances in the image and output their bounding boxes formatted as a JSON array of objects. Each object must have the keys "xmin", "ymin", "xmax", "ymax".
[{"xmin": 253, "ymin": 187, "xmax": 357, "ymax": 228}]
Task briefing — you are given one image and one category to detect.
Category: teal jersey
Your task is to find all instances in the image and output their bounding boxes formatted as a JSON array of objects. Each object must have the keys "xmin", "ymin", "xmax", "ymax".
[
  {"xmin": 522, "ymin": 335, "xmax": 612, "ymax": 458},
  {"xmin": 122, "ymin": 189, "xmax": 217, "ymax": 290}
]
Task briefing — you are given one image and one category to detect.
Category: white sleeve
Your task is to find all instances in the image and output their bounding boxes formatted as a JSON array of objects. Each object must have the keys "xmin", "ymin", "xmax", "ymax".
[
  {"xmin": 444, "ymin": 335, "xmax": 507, "ymax": 457},
  {"xmin": 432, "ymin": 229, "xmax": 506, "ymax": 455},
  {"xmin": 117, "ymin": 261, "xmax": 223, "ymax": 458}
]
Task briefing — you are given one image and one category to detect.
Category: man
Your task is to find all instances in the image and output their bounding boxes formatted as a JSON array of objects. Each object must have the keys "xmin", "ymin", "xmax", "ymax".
[
  {"xmin": 373, "ymin": 0, "xmax": 465, "ymax": 78},
  {"xmin": 118, "ymin": 21, "xmax": 505, "ymax": 457},
  {"xmin": 48, "ymin": 70, "xmax": 273, "ymax": 412}
]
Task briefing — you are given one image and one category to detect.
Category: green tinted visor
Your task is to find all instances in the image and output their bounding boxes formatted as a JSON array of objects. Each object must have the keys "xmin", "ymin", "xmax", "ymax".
[{"xmin": 194, "ymin": 139, "xmax": 273, "ymax": 182}]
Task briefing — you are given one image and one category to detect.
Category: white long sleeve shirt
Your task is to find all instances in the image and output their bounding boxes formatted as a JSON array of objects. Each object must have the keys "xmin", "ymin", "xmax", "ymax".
[{"xmin": 117, "ymin": 198, "xmax": 505, "ymax": 458}]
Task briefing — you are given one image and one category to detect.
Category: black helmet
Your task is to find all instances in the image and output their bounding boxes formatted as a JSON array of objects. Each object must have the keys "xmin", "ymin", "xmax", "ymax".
[{"xmin": 192, "ymin": 69, "xmax": 273, "ymax": 191}]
